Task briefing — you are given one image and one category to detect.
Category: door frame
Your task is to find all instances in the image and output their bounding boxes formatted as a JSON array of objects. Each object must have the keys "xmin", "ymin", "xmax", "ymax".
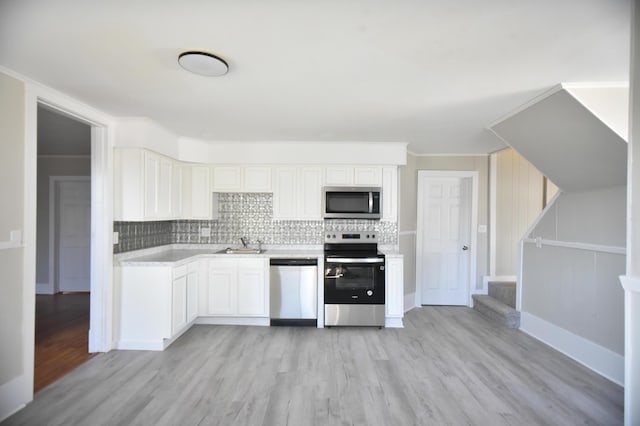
[
  {"xmin": 19, "ymin": 77, "xmax": 115, "ymax": 409},
  {"xmin": 49, "ymin": 176, "xmax": 91, "ymax": 294},
  {"xmin": 415, "ymin": 170, "xmax": 478, "ymax": 307}
]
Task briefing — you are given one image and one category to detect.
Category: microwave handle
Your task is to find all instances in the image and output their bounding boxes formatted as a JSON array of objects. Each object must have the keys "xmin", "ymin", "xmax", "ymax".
[{"xmin": 368, "ymin": 192, "xmax": 373, "ymax": 213}]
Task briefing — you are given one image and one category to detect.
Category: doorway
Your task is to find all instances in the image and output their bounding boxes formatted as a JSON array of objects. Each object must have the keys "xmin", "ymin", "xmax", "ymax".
[
  {"xmin": 416, "ymin": 170, "xmax": 478, "ymax": 306},
  {"xmin": 35, "ymin": 106, "xmax": 94, "ymax": 391}
]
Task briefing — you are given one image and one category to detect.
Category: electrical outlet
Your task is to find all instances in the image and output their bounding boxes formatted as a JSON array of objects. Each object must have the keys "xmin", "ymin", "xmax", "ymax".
[
  {"xmin": 113, "ymin": 232, "xmax": 119, "ymax": 244},
  {"xmin": 201, "ymin": 227, "xmax": 211, "ymax": 237},
  {"xmin": 478, "ymin": 225, "xmax": 487, "ymax": 233}
]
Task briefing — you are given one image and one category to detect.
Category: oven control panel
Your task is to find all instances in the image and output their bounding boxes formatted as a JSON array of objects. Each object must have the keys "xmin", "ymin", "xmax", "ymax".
[{"xmin": 325, "ymin": 231, "xmax": 377, "ymax": 243}]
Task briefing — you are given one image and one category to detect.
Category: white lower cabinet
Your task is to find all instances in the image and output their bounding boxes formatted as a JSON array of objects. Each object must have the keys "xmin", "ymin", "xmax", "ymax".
[
  {"xmin": 206, "ymin": 258, "xmax": 268, "ymax": 317},
  {"xmin": 117, "ymin": 260, "xmax": 200, "ymax": 350},
  {"xmin": 385, "ymin": 255, "xmax": 404, "ymax": 328}
]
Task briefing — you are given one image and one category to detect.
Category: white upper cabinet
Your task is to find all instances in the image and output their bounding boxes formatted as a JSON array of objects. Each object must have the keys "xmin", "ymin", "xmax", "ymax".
[
  {"xmin": 382, "ymin": 166, "xmax": 398, "ymax": 221},
  {"xmin": 115, "ymin": 148, "xmax": 175, "ymax": 221},
  {"xmin": 354, "ymin": 167, "xmax": 382, "ymax": 186},
  {"xmin": 189, "ymin": 165, "xmax": 215, "ymax": 220},
  {"xmin": 244, "ymin": 167, "xmax": 272, "ymax": 192},
  {"xmin": 273, "ymin": 167, "xmax": 323, "ymax": 220},
  {"xmin": 325, "ymin": 167, "xmax": 353, "ymax": 185},
  {"xmin": 325, "ymin": 166, "xmax": 382, "ymax": 186},
  {"xmin": 212, "ymin": 166, "xmax": 242, "ymax": 192},
  {"xmin": 212, "ymin": 166, "xmax": 272, "ymax": 192}
]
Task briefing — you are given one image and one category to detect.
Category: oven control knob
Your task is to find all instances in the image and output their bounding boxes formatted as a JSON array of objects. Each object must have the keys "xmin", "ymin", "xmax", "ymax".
[
  {"xmin": 366, "ymin": 234, "xmax": 370, "ymax": 238},
  {"xmin": 372, "ymin": 234, "xmax": 376, "ymax": 239},
  {"xmin": 332, "ymin": 234, "xmax": 336, "ymax": 238},
  {"xmin": 367, "ymin": 290, "xmax": 373, "ymax": 296}
]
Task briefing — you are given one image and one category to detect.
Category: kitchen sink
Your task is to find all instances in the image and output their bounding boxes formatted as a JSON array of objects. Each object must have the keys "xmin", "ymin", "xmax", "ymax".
[{"xmin": 216, "ymin": 248, "xmax": 266, "ymax": 254}]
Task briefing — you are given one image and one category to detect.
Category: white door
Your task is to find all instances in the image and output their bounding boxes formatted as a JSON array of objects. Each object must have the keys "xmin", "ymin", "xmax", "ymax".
[
  {"xmin": 417, "ymin": 174, "xmax": 473, "ymax": 305},
  {"xmin": 57, "ymin": 179, "xmax": 91, "ymax": 292}
]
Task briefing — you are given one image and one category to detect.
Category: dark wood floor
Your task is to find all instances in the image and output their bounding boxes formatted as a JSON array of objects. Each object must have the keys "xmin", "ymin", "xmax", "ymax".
[
  {"xmin": 7, "ymin": 306, "xmax": 623, "ymax": 425},
  {"xmin": 34, "ymin": 293, "xmax": 96, "ymax": 393}
]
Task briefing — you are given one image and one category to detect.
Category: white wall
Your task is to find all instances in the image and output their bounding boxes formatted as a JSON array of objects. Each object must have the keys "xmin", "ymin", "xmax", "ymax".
[
  {"xmin": 0, "ymin": 72, "xmax": 28, "ymax": 420},
  {"xmin": 36, "ymin": 156, "xmax": 91, "ymax": 293}
]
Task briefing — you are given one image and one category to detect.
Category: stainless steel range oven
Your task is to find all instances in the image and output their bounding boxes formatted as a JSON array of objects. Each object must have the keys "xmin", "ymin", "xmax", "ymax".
[{"xmin": 324, "ymin": 230, "xmax": 385, "ymax": 327}]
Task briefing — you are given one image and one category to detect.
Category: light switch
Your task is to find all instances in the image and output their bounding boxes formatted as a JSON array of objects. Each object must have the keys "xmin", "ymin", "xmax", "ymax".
[
  {"xmin": 478, "ymin": 225, "xmax": 487, "ymax": 233},
  {"xmin": 113, "ymin": 232, "xmax": 119, "ymax": 244}
]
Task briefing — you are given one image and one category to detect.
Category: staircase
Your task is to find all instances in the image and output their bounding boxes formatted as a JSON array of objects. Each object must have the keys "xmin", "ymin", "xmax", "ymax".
[{"xmin": 472, "ymin": 282, "xmax": 520, "ymax": 328}]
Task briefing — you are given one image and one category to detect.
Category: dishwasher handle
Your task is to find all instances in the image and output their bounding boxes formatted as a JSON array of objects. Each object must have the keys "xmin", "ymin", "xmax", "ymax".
[{"xmin": 269, "ymin": 258, "xmax": 318, "ymax": 266}]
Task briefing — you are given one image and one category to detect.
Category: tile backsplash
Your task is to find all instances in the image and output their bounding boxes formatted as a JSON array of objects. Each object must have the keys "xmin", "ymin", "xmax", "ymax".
[{"xmin": 114, "ymin": 193, "xmax": 397, "ymax": 253}]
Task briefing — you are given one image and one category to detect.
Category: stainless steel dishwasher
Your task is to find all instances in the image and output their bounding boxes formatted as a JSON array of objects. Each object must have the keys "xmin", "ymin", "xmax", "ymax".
[{"xmin": 269, "ymin": 258, "xmax": 318, "ymax": 326}]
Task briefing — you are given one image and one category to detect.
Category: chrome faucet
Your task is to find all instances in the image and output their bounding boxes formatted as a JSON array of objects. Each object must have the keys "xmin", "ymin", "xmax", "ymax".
[
  {"xmin": 257, "ymin": 239, "xmax": 263, "ymax": 252},
  {"xmin": 240, "ymin": 237, "xmax": 249, "ymax": 248}
]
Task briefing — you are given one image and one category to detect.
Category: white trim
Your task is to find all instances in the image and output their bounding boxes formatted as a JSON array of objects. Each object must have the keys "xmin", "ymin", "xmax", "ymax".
[
  {"xmin": 415, "ymin": 170, "xmax": 479, "ymax": 307},
  {"xmin": 489, "ymin": 152, "xmax": 497, "ymax": 276},
  {"xmin": 398, "ymin": 230, "xmax": 417, "ymax": 236},
  {"xmin": 385, "ymin": 318, "xmax": 404, "ymax": 328},
  {"xmin": 48, "ymin": 176, "xmax": 91, "ymax": 294},
  {"xmin": 522, "ymin": 238, "xmax": 626, "ymax": 255},
  {"xmin": 620, "ymin": 276, "xmax": 640, "ymax": 293},
  {"xmin": 520, "ymin": 312, "xmax": 624, "ymax": 386},
  {"xmin": 517, "ymin": 240, "xmax": 524, "ymax": 311},
  {"xmin": 0, "ymin": 375, "xmax": 29, "ymax": 422},
  {"xmin": 7, "ymin": 72, "xmax": 117, "ymax": 419}
]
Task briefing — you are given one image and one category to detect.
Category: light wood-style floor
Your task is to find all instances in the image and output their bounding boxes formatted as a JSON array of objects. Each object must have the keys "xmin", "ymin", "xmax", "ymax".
[
  {"xmin": 34, "ymin": 293, "xmax": 96, "ymax": 393},
  {"xmin": 5, "ymin": 307, "xmax": 622, "ymax": 425}
]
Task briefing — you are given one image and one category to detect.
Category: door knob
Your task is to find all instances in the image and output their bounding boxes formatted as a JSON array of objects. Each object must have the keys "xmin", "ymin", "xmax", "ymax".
[{"xmin": 462, "ymin": 245, "xmax": 469, "ymax": 251}]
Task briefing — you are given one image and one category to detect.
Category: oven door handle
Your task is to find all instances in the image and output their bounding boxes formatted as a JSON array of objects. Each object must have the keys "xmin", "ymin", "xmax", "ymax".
[
  {"xmin": 325, "ymin": 258, "xmax": 384, "ymax": 264},
  {"xmin": 325, "ymin": 273, "xmax": 344, "ymax": 279},
  {"xmin": 368, "ymin": 191, "xmax": 373, "ymax": 213}
]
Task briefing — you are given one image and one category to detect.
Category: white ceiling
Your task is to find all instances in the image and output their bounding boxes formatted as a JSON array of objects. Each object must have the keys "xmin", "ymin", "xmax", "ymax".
[{"xmin": 0, "ymin": 0, "xmax": 631, "ymax": 154}]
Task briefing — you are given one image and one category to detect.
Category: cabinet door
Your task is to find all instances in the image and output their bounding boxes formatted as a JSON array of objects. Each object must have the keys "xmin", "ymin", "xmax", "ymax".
[
  {"xmin": 144, "ymin": 152, "xmax": 159, "ymax": 218},
  {"xmin": 299, "ymin": 167, "xmax": 322, "ymax": 219},
  {"xmin": 244, "ymin": 167, "xmax": 272, "ymax": 192},
  {"xmin": 186, "ymin": 270, "xmax": 198, "ymax": 323},
  {"xmin": 207, "ymin": 260, "xmax": 236, "ymax": 315},
  {"xmin": 172, "ymin": 163, "xmax": 184, "ymax": 218},
  {"xmin": 385, "ymin": 257, "xmax": 404, "ymax": 318},
  {"xmin": 172, "ymin": 275, "xmax": 187, "ymax": 334},
  {"xmin": 213, "ymin": 166, "xmax": 242, "ymax": 192},
  {"xmin": 236, "ymin": 259, "xmax": 267, "ymax": 316},
  {"xmin": 273, "ymin": 167, "xmax": 298, "ymax": 220},
  {"xmin": 191, "ymin": 166, "xmax": 212, "ymax": 219},
  {"xmin": 325, "ymin": 167, "xmax": 353, "ymax": 185},
  {"xmin": 382, "ymin": 166, "xmax": 398, "ymax": 221},
  {"xmin": 354, "ymin": 167, "xmax": 381, "ymax": 186},
  {"xmin": 157, "ymin": 157, "xmax": 173, "ymax": 218}
]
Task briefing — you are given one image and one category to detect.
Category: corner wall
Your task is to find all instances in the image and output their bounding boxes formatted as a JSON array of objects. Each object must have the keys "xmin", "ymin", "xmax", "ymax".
[
  {"xmin": 399, "ymin": 154, "xmax": 489, "ymax": 310},
  {"xmin": 0, "ymin": 72, "xmax": 29, "ymax": 420},
  {"xmin": 521, "ymin": 186, "xmax": 626, "ymax": 384}
]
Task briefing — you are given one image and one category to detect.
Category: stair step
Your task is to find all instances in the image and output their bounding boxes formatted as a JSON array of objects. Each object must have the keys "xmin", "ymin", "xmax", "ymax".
[
  {"xmin": 472, "ymin": 295, "xmax": 520, "ymax": 328},
  {"xmin": 488, "ymin": 281, "xmax": 517, "ymax": 308}
]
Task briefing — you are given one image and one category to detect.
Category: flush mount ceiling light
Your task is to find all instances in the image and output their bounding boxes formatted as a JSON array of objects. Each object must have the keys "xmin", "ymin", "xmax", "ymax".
[{"xmin": 178, "ymin": 51, "xmax": 229, "ymax": 77}]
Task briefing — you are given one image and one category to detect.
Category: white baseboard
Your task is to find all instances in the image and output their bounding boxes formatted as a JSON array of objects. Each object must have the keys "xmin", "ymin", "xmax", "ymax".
[
  {"xmin": 0, "ymin": 375, "xmax": 31, "ymax": 422},
  {"xmin": 520, "ymin": 312, "xmax": 624, "ymax": 386},
  {"xmin": 35, "ymin": 282, "xmax": 53, "ymax": 294},
  {"xmin": 404, "ymin": 292, "xmax": 416, "ymax": 312},
  {"xmin": 385, "ymin": 317, "xmax": 404, "ymax": 328}
]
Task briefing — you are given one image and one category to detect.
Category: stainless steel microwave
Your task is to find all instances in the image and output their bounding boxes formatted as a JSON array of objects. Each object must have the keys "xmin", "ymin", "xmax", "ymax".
[{"xmin": 323, "ymin": 187, "xmax": 382, "ymax": 219}]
